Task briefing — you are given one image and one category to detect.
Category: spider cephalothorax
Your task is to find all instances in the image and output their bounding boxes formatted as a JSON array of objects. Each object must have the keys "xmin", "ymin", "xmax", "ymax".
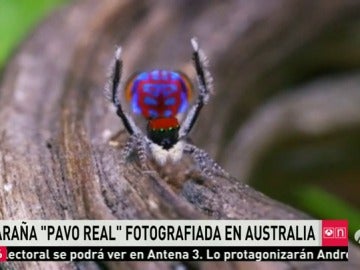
[{"xmin": 105, "ymin": 38, "xmax": 226, "ymax": 178}]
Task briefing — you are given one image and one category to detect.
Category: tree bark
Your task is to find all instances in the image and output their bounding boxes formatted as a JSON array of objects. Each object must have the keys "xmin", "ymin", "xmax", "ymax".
[{"xmin": 0, "ymin": 0, "xmax": 359, "ymax": 269}]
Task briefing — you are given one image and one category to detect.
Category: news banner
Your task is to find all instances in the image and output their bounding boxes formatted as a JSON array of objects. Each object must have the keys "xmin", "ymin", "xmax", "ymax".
[{"xmin": 0, "ymin": 220, "xmax": 348, "ymax": 262}]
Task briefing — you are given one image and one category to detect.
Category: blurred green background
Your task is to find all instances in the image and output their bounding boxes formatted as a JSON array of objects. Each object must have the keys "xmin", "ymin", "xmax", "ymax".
[
  {"xmin": 0, "ymin": 0, "xmax": 65, "ymax": 70},
  {"xmin": 0, "ymin": 1, "xmax": 358, "ymax": 243}
]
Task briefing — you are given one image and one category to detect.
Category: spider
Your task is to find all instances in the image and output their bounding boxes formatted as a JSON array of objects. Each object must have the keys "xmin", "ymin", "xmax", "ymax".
[{"xmin": 105, "ymin": 38, "xmax": 227, "ymax": 178}]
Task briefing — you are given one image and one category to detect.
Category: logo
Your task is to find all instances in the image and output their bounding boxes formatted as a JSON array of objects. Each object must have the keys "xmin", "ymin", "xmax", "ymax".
[
  {"xmin": 0, "ymin": 246, "xmax": 7, "ymax": 262},
  {"xmin": 355, "ymin": 229, "xmax": 360, "ymax": 245},
  {"xmin": 322, "ymin": 220, "xmax": 348, "ymax": 246},
  {"xmin": 323, "ymin": 228, "xmax": 334, "ymax": 238}
]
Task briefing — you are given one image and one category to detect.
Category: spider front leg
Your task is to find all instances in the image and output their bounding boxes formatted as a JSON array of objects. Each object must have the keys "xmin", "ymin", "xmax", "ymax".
[
  {"xmin": 106, "ymin": 46, "xmax": 149, "ymax": 168},
  {"xmin": 179, "ymin": 37, "xmax": 213, "ymax": 139},
  {"xmin": 184, "ymin": 143, "xmax": 228, "ymax": 178}
]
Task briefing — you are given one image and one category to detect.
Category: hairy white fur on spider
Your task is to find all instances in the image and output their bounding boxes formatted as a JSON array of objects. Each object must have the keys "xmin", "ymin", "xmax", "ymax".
[{"xmin": 149, "ymin": 141, "xmax": 185, "ymax": 165}]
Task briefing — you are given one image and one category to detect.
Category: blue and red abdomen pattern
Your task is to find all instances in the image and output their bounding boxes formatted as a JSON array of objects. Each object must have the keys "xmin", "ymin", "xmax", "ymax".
[{"xmin": 125, "ymin": 70, "xmax": 192, "ymax": 119}]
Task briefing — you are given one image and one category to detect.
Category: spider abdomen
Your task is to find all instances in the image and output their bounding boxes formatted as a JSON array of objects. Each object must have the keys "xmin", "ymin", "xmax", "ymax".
[{"xmin": 125, "ymin": 70, "xmax": 192, "ymax": 119}]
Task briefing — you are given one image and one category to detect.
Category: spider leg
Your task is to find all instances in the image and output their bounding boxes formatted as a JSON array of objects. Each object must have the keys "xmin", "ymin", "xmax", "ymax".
[
  {"xmin": 179, "ymin": 38, "xmax": 214, "ymax": 138},
  {"xmin": 184, "ymin": 143, "xmax": 228, "ymax": 178},
  {"xmin": 120, "ymin": 134, "xmax": 137, "ymax": 162},
  {"xmin": 105, "ymin": 46, "xmax": 141, "ymax": 135},
  {"xmin": 135, "ymin": 135, "xmax": 150, "ymax": 169},
  {"xmin": 106, "ymin": 47, "xmax": 151, "ymax": 167},
  {"xmin": 120, "ymin": 133, "xmax": 151, "ymax": 170}
]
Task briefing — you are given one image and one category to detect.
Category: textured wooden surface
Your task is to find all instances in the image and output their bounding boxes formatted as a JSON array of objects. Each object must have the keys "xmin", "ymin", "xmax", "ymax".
[{"xmin": 0, "ymin": 0, "xmax": 359, "ymax": 269}]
